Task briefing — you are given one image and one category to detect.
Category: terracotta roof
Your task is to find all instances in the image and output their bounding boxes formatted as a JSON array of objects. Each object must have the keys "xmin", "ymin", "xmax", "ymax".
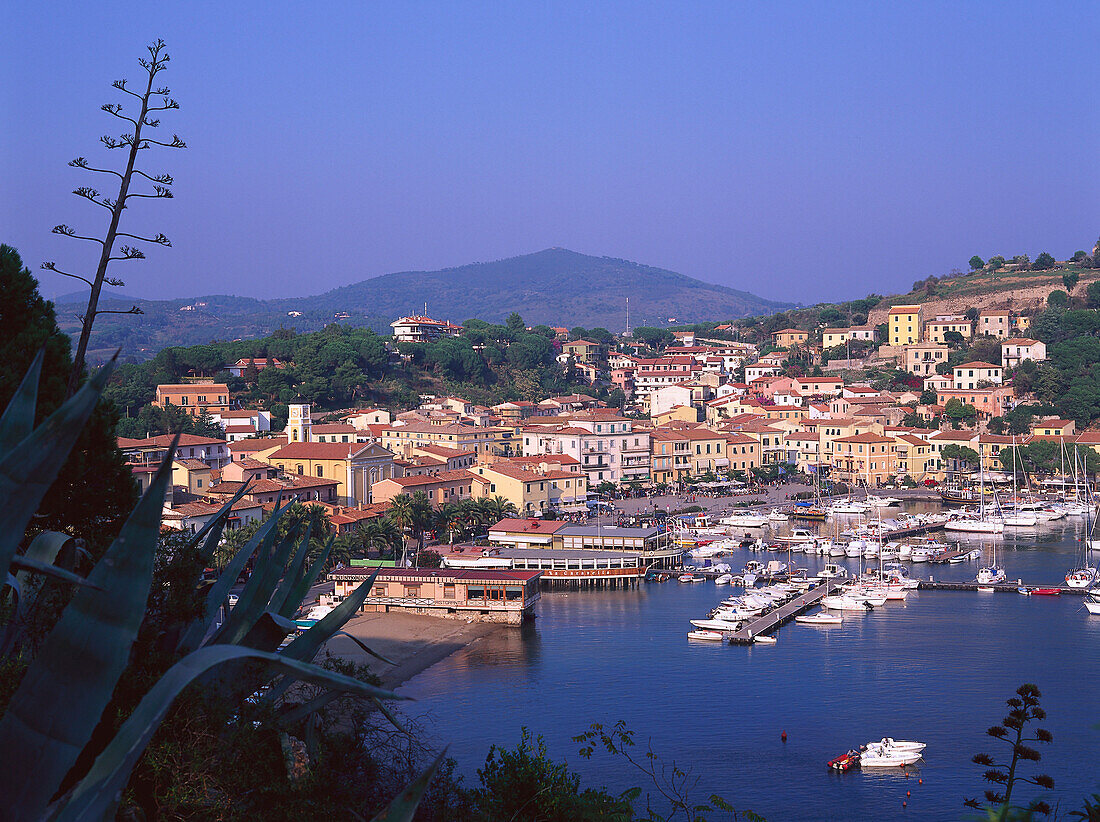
[
  {"xmin": 267, "ymin": 442, "xmax": 373, "ymax": 460},
  {"xmin": 119, "ymin": 434, "xmax": 227, "ymax": 448},
  {"xmin": 834, "ymin": 432, "xmax": 893, "ymax": 443},
  {"xmin": 311, "ymin": 423, "xmax": 359, "ymax": 434},
  {"xmin": 955, "ymin": 361, "xmax": 1001, "ymax": 370},
  {"xmin": 156, "ymin": 383, "xmax": 229, "ymax": 393},
  {"xmin": 381, "ymin": 469, "xmax": 479, "ymax": 487},
  {"xmin": 229, "ymin": 436, "xmax": 288, "ymax": 452},
  {"xmin": 488, "ymin": 518, "xmax": 567, "ymax": 534},
  {"xmin": 174, "ymin": 458, "xmax": 209, "ymax": 470},
  {"xmin": 414, "ymin": 444, "xmax": 476, "ymax": 458}
]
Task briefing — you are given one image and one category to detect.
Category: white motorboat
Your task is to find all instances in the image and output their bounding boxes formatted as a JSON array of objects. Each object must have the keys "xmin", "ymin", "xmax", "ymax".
[
  {"xmin": 847, "ymin": 588, "xmax": 888, "ymax": 607},
  {"xmin": 795, "ymin": 612, "xmax": 842, "ymax": 625},
  {"xmin": 880, "ymin": 542, "xmax": 900, "ymax": 561},
  {"xmin": 822, "ymin": 595, "xmax": 873, "ymax": 611},
  {"xmin": 1085, "ymin": 593, "xmax": 1100, "ymax": 615},
  {"xmin": 867, "ymin": 496, "xmax": 902, "ymax": 508},
  {"xmin": 845, "ymin": 541, "xmax": 865, "ymax": 558},
  {"xmin": 866, "ymin": 738, "xmax": 926, "ymax": 753},
  {"xmin": 752, "ymin": 634, "xmax": 777, "ymax": 645},
  {"xmin": 1002, "ymin": 512, "xmax": 1039, "ymax": 527},
  {"xmin": 896, "ymin": 542, "xmax": 912, "ymax": 559},
  {"xmin": 715, "ymin": 573, "xmax": 734, "ymax": 585},
  {"xmin": 720, "ymin": 511, "xmax": 769, "ymax": 528},
  {"xmin": 859, "ymin": 745, "xmax": 922, "ymax": 767},
  {"xmin": 687, "ymin": 630, "xmax": 725, "ymax": 641},
  {"xmin": 775, "ymin": 528, "xmax": 816, "ymax": 544},
  {"xmin": 862, "ymin": 543, "xmax": 879, "ymax": 559},
  {"xmin": 828, "ymin": 542, "xmax": 848, "ymax": 557},
  {"xmin": 910, "ymin": 546, "xmax": 934, "ymax": 562},
  {"xmin": 830, "ymin": 500, "xmax": 869, "ymax": 515},
  {"xmin": 817, "ymin": 564, "xmax": 848, "ymax": 580},
  {"xmin": 690, "ymin": 618, "xmax": 741, "ymax": 631},
  {"xmin": 767, "ymin": 509, "xmax": 789, "ymax": 523}
]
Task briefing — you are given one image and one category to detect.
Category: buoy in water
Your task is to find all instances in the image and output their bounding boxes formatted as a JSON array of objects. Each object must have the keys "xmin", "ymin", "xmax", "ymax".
[
  {"xmin": 906, "ymin": 791, "xmax": 911, "ymax": 797},
  {"xmin": 903, "ymin": 801, "xmax": 907, "ymax": 808},
  {"xmin": 781, "ymin": 731, "xmax": 787, "ymax": 742},
  {"xmin": 918, "ymin": 779, "xmax": 923, "ymax": 785}
]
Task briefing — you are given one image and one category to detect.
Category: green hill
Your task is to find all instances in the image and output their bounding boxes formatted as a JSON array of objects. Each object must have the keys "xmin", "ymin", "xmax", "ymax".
[{"xmin": 55, "ymin": 248, "xmax": 792, "ymax": 361}]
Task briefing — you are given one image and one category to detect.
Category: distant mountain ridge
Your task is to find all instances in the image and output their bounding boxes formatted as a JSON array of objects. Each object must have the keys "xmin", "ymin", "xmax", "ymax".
[{"xmin": 55, "ymin": 248, "xmax": 792, "ymax": 360}]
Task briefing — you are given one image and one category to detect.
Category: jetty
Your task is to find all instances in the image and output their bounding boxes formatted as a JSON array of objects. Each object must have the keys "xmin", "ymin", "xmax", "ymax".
[
  {"xmin": 918, "ymin": 580, "xmax": 1087, "ymax": 595},
  {"xmin": 728, "ymin": 581, "xmax": 836, "ymax": 644}
]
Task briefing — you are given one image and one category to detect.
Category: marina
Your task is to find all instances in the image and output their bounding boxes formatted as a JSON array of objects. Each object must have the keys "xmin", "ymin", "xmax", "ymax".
[
  {"xmin": 403, "ymin": 502, "xmax": 1100, "ymax": 820},
  {"xmin": 726, "ymin": 581, "xmax": 837, "ymax": 644}
]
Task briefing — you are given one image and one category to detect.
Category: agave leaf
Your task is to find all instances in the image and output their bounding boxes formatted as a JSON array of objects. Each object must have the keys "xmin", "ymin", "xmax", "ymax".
[
  {"xmin": 333, "ymin": 629, "xmax": 396, "ymax": 666},
  {"xmin": 214, "ymin": 520, "xmax": 301, "ymax": 646},
  {"xmin": 368, "ymin": 748, "xmax": 448, "ymax": 822},
  {"xmin": 277, "ymin": 533, "xmax": 334, "ymax": 619},
  {"xmin": 268, "ymin": 521, "xmax": 313, "ymax": 615},
  {"xmin": 280, "ymin": 572, "xmax": 378, "ymax": 665},
  {"xmin": 0, "ymin": 573, "xmax": 23, "ymax": 655},
  {"xmin": 276, "ymin": 690, "xmax": 340, "ymax": 728},
  {"xmin": 177, "ymin": 500, "xmax": 293, "ymax": 654},
  {"xmin": 0, "ymin": 348, "xmax": 43, "ymax": 461},
  {"xmin": 8, "ymin": 554, "xmax": 97, "ymax": 589},
  {"xmin": 183, "ymin": 479, "xmax": 252, "ymax": 556},
  {"xmin": 264, "ymin": 573, "xmax": 378, "ymax": 704},
  {"xmin": 52, "ymin": 644, "xmax": 408, "ymax": 822},
  {"xmin": 0, "ymin": 433, "xmax": 172, "ymax": 819},
  {"xmin": 239, "ymin": 610, "xmax": 296, "ymax": 653},
  {"xmin": 14, "ymin": 531, "xmax": 75, "ymax": 591},
  {"xmin": 0, "ymin": 357, "xmax": 116, "ymax": 578},
  {"xmin": 3, "ymin": 534, "xmax": 79, "ymax": 655}
]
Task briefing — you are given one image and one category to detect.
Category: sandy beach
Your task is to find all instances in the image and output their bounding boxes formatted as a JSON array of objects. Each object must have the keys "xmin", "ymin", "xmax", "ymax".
[{"xmin": 332, "ymin": 611, "xmax": 504, "ymax": 689}]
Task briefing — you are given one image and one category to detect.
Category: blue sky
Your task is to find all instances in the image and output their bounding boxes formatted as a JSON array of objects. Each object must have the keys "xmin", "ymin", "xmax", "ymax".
[{"xmin": 3, "ymin": 2, "xmax": 1097, "ymax": 304}]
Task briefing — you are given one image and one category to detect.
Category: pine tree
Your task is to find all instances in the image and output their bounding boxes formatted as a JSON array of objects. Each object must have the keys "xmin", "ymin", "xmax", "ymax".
[{"xmin": 0, "ymin": 244, "xmax": 138, "ymax": 556}]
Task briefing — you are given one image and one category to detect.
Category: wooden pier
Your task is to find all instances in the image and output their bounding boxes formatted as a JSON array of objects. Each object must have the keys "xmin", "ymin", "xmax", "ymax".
[
  {"xmin": 728, "ymin": 581, "xmax": 836, "ymax": 644},
  {"xmin": 918, "ymin": 580, "xmax": 1088, "ymax": 595}
]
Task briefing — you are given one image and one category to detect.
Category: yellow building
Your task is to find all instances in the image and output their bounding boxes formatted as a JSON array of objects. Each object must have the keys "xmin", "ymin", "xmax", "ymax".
[
  {"xmin": 924, "ymin": 316, "xmax": 972, "ymax": 344},
  {"xmin": 650, "ymin": 430, "xmax": 692, "ymax": 485},
  {"xmin": 772, "ymin": 328, "xmax": 809, "ymax": 348},
  {"xmin": 724, "ymin": 432, "xmax": 761, "ymax": 473},
  {"xmin": 154, "ymin": 383, "xmax": 230, "ymax": 417},
  {"xmin": 821, "ymin": 328, "xmax": 852, "ymax": 349},
  {"xmin": 888, "ymin": 305, "xmax": 923, "ymax": 346},
  {"xmin": 263, "ymin": 441, "xmax": 398, "ymax": 505},
  {"xmin": 381, "ymin": 421, "xmax": 516, "ymax": 459},
  {"xmin": 831, "ymin": 432, "xmax": 898, "ymax": 486},
  {"xmin": 171, "ymin": 459, "xmax": 212, "ymax": 494}
]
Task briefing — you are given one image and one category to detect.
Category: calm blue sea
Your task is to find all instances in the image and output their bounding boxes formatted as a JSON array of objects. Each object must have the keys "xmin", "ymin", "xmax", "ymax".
[{"xmin": 402, "ymin": 508, "xmax": 1100, "ymax": 821}]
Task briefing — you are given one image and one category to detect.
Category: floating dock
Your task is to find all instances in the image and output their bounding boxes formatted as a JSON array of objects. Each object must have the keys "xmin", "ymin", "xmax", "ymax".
[
  {"xmin": 728, "ymin": 581, "xmax": 837, "ymax": 644},
  {"xmin": 918, "ymin": 580, "xmax": 1087, "ymax": 595}
]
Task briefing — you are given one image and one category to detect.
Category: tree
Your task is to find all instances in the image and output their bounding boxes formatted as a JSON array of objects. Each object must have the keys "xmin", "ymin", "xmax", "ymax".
[
  {"xmin": 919, "ymin": 389, "xmax": 938, "ymax": 405},
  {"xmin": 941, "ymin": 443, "xmax": 979, "ymax": 468},
  {"xmin": 1013, "ymin": 254, "xmax": 1031, "ymax": 268},
  {"xmin": 1033, "ymin": 252, "xmax": 1056, "ymax": 270},
  {"xmin": 0, "ymin": 244, "xmax": 137, "ymax": 557},
  {"xmin": 1062, "ymin": 271, "xmax": 1080, "ymax": 292},
  {"xmin": 42, "ymin": 40, "xmax": 186, "ymax": 397},
  {"xmin": 969, "ymin": 255, "xmax": 985, "ymax": 270},
  {"xmin": 965, "ymin": 684, "xmax": 1053, "ymax": 816},
  {"xmin": 1087, "ymin": 281, "xmax": 1100, "ymax": 309},
  {"xmin": 988, "ymin": 255, "xmax": 1006, "ymax": 270},
  {"xmin": 506, "ymin": 312, "xmax": 526, "ymax": 334},
  {"xmin": 965, "ymin": 307, "xmax": 980, "ymax": 323},
  {"xmin": 942, "ymin": 330, "xmax": 965, "ymax": 348},
  {"xmin": 1047, "ymin": 290, "xmax": 1069, "ymax": 308},
  {"xmin": 1072, "ymin": 250, "xmax": 1088, "ymax": 263}
]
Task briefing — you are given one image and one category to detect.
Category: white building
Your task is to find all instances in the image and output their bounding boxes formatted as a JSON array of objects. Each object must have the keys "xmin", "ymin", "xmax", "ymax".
[
  {"xmin": 521, "ymin": 415, "xmax": 651, "ymax": 485},
  {"xmin": 952, "ymin": 361, "xmax": 1003, "ymax": 390},
  {"xmin": 210, "ymin": 409, "xmax": 272, "ymax": 441},
  {"xmin": 390, "ymin": 315, "xmax": 463, "ymax": 343},
  {"xmin": 1001, "ymin": 338, "xmax": 1046, "ymax": 369}
]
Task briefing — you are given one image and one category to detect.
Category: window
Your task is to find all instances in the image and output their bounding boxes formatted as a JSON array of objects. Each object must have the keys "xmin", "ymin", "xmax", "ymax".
[
  {"xmin": 443, "ymin": 584, "xmax": 456, "ymax": 599},
  {"xmin": 316, "ymin": 466, "xmax": 323, "ymax": 477}
]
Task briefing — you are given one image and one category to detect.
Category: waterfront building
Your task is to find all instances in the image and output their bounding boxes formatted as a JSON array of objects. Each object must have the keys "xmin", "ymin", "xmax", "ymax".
[
  {"xmin": 370, "ymin": 469, "xmax": 480, "ymax": 507},
  {"xmin": 331, "ymin": 566, "xmax": 541, "ymax": 624},
  {"xmin": 831, "ymin": 432, "xmax": 898, "ymax": 486},
  {"xmin": 520, "ymin": 413, "xmax": 650, "ymax": 485}
]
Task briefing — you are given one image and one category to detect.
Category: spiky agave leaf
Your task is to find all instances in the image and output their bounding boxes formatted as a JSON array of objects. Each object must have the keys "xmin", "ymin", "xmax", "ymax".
[
  {"xmin": 176, "ymin": 499, "xmax": 293, "ymax": 654},
  {"xmin": 276, "ymin": 533, "xmax": 334, "ymax": 619},
  {"xmin": 214, "ymin": 521, "xmax": 302, "ymax": 646},
  {"xmin": 0, "ymin": 348, "xmax": 43, "ymax": 461},
  {"xmin": 268, "ymin": 521, "xmax": 313, "ymax": 615},
  {"xmin": 368, "ymin": 749, "xmax": 448, "ymax": 822},
  {"xmin": 0, "ymin": 435, "xmax": 172, "ymax": 819},
  {"xmin": 51, "ymin": 644, "xmax": 408, "ymax": 822},
  {"xmin": 0, "ymin": 357, "xmax": 116, "ymax": 578}
]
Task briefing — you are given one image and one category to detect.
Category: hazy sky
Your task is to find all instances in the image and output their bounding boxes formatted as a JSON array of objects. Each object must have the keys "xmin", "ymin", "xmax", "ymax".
[{"xmin": 3, "ymin": 2, "xmax": 1098, "ymax": 305}]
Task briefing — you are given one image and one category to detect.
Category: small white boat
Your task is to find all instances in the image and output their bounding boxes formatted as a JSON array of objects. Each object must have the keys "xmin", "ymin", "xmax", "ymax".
[
  {"xmin": 867, "ymin": 496, "xmax": 902, "ymax": 508},
  {"xmin": 720, "ymin": 511, "xmax": 769, "ymax": 528},
  {"xmin": 817, "ymin": 564, "xmax": 848, "ymax": 580},
  {"xmin": 866, "ymin": 738, "xmax": 926, "ymax": 753},
  {"xmin": 859, "ymin": 745, "xmax": 922, "ymax": 767},
  {"xmin": 795, "ymin": 612, "xmax": 842, "ymax": 625},
  {"xmin": 767, "ymin": 509, "xmax": 789, "ymax": 523},
  {"xmin": 910, "ymin": 546, "xmax": 933, "ymax": 563},
  {"xmin": 1066, "ymin": 567, "xmax": 1098, "ymax": 588},
  {"xmin": 829, "ymin": 542, "xmax": 847, "ymax": 557},
  {"xmin": 752, "ymin": 634, "xmax": 777, "ymax": 645},
  {"xmin": 687, "ymin": 630, "xmax": 725, "ymax": 641},
  {"xmin": 715, "ymin": 574, "xmax": 733, "ymax": 585},
  {"xmin": 690, "ymin": 619, "xmax": 741, "ymax": 631},
  {"xmin": 1085, "ymin": 593, "xmax": 1100, "ymax": 615},
  {"xmin": 845, "ymin": 541, "xmax": 865, "ymax": 558},
  {"xmin": 977, "ymin": 585, "xmax": 996, "ymax": 593},
  {"xmin": 976, "ymin": 565, "xmax": 1006, "ymax": 585}
]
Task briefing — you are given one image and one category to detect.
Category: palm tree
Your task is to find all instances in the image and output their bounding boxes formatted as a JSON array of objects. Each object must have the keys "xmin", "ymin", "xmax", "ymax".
[
  {"xmin": 359, "ymin": 517, "xmax": 402, "ymax": 558},
  {"xmin": 408, "ymin": 491, "xmax": 435, "ymax": 560},
  {"xmin": 389, "ymin": 495, "xmax": 418, "ymax": 559},
  {"xmin": 434, "ymin": 502, "xmax": 463, "ymax": 544},
  {"xmin": 483, "ymin": 495, "xmax": 519, "ymax": 524}
]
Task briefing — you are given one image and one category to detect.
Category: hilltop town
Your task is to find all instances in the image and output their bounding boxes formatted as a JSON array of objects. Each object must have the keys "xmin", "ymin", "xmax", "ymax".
[{"xmin": 118, "ymin": 266, "xmax": 1100, "ymax": 540}]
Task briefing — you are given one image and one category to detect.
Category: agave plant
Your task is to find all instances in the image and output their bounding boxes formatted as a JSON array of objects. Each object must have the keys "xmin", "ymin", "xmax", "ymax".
[{"xmin": 0, "ymin": 354, "xmax": 442, "ymax": 821}]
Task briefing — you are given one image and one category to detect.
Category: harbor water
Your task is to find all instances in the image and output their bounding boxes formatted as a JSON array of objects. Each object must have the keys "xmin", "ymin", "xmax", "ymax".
[{"xmin": 402, "ymin": 507, "xmax": 1100, "ymax": 820}]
